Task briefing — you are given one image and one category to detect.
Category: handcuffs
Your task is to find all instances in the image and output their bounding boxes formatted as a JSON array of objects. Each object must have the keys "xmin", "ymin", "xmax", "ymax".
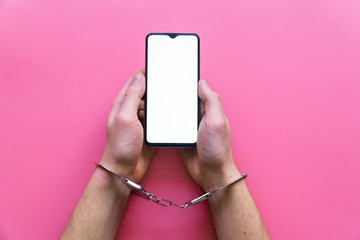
[{"xmin": 96, "ymin": 163, "xmax": 247, "ymax": 210}]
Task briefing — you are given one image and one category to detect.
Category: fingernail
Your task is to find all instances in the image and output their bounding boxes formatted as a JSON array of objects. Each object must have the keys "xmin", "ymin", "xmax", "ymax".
[{"xmin": 133, "ymin": 73, "xmax": 143, "ymax": 83}]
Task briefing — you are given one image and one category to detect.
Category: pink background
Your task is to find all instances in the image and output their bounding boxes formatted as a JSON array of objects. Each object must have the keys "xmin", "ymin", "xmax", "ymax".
[{"xmin": 1, "ymin": 0, "xmax": 360, "ymax": 239}]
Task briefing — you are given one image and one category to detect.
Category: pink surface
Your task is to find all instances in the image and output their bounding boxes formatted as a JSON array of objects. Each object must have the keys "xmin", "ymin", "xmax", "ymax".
[{"xmin": 1, "ymin": 0, "xmax": 360, "ymax": 239}]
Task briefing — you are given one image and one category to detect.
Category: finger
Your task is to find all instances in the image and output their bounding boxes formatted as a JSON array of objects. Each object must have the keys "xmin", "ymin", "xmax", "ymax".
[
  {"xmin": 138, "ymin": 67, "xmax": 145, "ymax": 75},
  {"xmin": 137, "ymin": 99, "xmax": 145, "ymax": 123},
  {"xmin": 111, "ymin": 68, "xmax": 145, "ymax": 113},
  {"xmin": 118, "ymin": 73, "xmax": 145, "ymax": 117},
  {"xmin": 138, "ymin": 110, "xmax": 144, "ymax": 120},
  {"xmin": 200, "ymin": 101, "xmax": 205, "ymax": 119},
  {"xmin": 139, "ymin": 99, "xmax": 145, "ymax": 111},
  {"xmin": 198, "ymin": 79, "xmax": 225, "ymax": 120}
]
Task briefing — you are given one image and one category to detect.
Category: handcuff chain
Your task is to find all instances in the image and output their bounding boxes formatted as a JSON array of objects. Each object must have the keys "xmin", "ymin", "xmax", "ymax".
[
  {"xmin": 144, "ymin": 191, "xmax": 190, "ymax": 209},
  {"xmin": 96, "ymin": 163, "xmax": 247, "ymax": 210}
]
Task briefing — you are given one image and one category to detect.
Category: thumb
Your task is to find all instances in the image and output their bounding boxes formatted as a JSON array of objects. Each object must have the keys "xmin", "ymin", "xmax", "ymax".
[
  {"xmin": 198, "ymin": 79, "xmax": 224, "ymax": 119},
  {"xmin": 118, "ymin": 73, "xmax": 145, "ymax": 117}
]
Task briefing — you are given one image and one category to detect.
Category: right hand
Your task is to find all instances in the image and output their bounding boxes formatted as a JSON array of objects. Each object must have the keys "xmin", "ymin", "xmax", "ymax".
[{"xmin": 178, "ymin": 79, "xmax": 241, "ymax": 192}]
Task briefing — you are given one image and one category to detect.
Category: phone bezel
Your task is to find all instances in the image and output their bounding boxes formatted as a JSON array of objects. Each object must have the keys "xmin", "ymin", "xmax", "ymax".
[{"xmin": 144, "ymin": 33, "xmax": 200, "ymax": 147}]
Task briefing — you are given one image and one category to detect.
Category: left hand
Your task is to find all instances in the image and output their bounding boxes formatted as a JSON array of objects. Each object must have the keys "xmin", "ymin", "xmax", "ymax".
[{"xmin": 100, "ymin": 68, "xmax": 155, "ymax": 183}]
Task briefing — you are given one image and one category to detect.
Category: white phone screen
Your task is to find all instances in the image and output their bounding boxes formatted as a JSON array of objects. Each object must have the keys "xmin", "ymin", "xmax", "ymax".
[{"xmin": 146, "ymin": 34, "xmax": 199, "ymax": 145}]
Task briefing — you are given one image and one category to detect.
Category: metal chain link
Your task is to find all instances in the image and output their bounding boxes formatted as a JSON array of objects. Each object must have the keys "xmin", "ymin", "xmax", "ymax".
[{"xmin": 96, "ymin": 163, "xmax": 247, "ymax": 210}]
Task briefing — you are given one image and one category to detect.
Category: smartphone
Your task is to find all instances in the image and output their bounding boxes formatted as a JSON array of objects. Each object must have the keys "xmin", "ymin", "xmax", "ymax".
[{"xmin": 145, "ymin": 33, "xmax": 200, "ymax": 147}]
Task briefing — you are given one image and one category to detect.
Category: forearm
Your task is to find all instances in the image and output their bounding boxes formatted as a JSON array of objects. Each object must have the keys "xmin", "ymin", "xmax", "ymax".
[
  {"xmin": 208, "ymin": 179, "xmax": 269, "ymax": 240},
  {"xmin": 61, "ymin": 166, "xmax": 130, "ymax": 240}
]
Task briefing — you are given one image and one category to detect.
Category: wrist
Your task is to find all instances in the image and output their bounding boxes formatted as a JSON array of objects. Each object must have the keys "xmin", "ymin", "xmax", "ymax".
[
  {"xmin": 201, "ymin": 165, "xmax": 241, "ymax": 192},
  {"xmin": 208, "ymin": 179, "xmax": 247, "ymax": 206},
  {"xmin": 93, "ymin": 164, "xmax": 131, "ymax": 198},
  {"xmin": 99, "ymin": 154, "xmax": 136, "ymax": 181}
]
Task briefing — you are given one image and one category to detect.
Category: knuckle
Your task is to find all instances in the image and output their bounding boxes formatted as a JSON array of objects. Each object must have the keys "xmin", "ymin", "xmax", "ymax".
[
  {"xmin": 212, "ymin": 92, "xmax": 221, "ymax": 102},
  {"xmin": 207, "ymin": 116, "xmax": 227, "ymax": 131},
  {"xmin": 115, "ymin": 113, "xmax": 133, "ymax": 125},
  {"xmin": 124, "ymin": 87, "xmax": 135, "ymax": 98}
]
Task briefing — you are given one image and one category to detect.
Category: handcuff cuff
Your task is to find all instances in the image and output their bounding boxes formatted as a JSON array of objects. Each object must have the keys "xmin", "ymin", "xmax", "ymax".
[{"xmin": 96, "ymin": 163, "xmax": 247, "ymax": 210}]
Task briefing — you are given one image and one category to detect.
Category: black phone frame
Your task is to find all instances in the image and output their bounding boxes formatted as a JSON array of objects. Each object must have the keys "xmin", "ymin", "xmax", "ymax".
[{"xmin": 144, "ymin": 33, "xmax": 200, "ymax": 147}]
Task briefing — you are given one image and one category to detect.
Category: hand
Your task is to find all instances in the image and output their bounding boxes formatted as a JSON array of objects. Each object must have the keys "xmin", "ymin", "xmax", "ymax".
[
  {"xmin": 100, "ymin": 69, "xmax": 155, "ymax": 183},
  {"xmin": 178, "ymin": 79, "xmax": 241, "ymax": 191}
]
